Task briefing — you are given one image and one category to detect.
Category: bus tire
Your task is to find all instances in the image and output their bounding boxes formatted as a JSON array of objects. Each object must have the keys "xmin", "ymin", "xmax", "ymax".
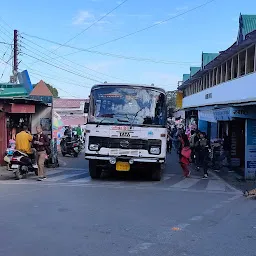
[
  {"xmin": 152, "ymin": 164, "xmax": 162, "ymax": 181},
  {"xmin": 89, "ymin": 160, "xmax": 102, "ymax": 179}
]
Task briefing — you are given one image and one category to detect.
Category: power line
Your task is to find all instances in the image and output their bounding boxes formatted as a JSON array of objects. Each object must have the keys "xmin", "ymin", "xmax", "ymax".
[
  {"xmin": 20, "ymin": 36, "xmax": 131, "ymax": 82},
  {"xmin": 29, "ymin": 72, "xmax": 79, "ymax": 98},
  {"xmin": 21, "ymin": 34, "xmax": 198, "ymax": 65},
  {"xmin": 20, "ymin": 62, "xmax": 93, "ymax": 89},
  {"xmin": 84, "ymin": 0, "xmax": 216, "ymax": 50},
  {"xmin": 54, "ymin": 0, "xmax": 128, "ymax": 51},
  {"xmin": 25, "ymin": 0, "xmax": 215, "ymax": 58},
  {"xmin": 20, "ymin": 38, "xmax": 106, "ymax": 81},
  {"xmin": 23, "ymin": 52, "xmax": 103, "ymax": 83},
  {"xmin": 29, "ymin": 0, "xmax": 129, "ymax": 68}
]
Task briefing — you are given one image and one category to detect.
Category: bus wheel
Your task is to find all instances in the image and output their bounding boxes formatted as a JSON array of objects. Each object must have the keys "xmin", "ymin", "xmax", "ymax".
[
  {"xmin": 89, "ymin": 160, "xmax": 102, "ymax": 179},
  {"xmin": 152, "ymin": 164, "xmax": 162, "ymax": 181}
]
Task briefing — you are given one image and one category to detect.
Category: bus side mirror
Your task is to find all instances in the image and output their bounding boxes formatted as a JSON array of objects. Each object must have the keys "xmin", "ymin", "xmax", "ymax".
[{"xmin": 84, "ymin": 102, "xmax": 89, "ymax": 113}]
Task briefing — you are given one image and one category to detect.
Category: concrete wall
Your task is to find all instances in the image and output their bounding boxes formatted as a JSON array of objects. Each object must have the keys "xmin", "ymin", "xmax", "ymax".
[
  {"xmin": 31, "ymin": 106, "xmax": 52, "ymax": 136},
  {"xmin": 183, "ymin": 72, "xmax": 256, "ymax": 108}
]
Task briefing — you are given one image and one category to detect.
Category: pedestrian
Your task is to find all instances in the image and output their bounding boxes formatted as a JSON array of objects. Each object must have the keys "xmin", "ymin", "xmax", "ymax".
[
  {"xmin": 223, "ymin": 133, "xmax": 232, "ymax": 170},
  {"xmin": 33, "ymin": 125, "xmax": 50, "ymax": 181},
  {"xmin": 180, "ymin": 137, "xmax": 192, "ymax": 178},
  {"xmin": 189, "ymin": 130, "xmax": 197, "ymax": 163},
  {"xmin": 167, "ymin": 133, "xmax": 172, "ymax": 153},
  {"xmin": 198, "ymin": 132, "xmax": 210, "ymax": 179}
]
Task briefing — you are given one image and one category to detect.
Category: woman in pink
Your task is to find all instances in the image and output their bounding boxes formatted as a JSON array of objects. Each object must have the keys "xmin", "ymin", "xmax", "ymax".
[{"xmin": 180, "ymin": 136, "xmax": 192, "ymax": 178}]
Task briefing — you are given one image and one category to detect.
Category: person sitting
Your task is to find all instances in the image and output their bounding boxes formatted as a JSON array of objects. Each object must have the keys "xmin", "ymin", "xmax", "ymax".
[{"xmin": 15, "ymin": 125, "xmax": 36, "ymax": 163}]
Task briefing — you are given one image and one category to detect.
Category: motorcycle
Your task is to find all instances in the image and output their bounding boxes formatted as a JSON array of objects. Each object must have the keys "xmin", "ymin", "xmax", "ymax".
[
  {"xmin": 60, "ymin": 136, "xmax": 80, "ymax": 157},
  {"xmin": 9, "ymin": 150, "xmax": 38, "ymax": 180},
  {"xmin": 3, "ymin": 148, "xmax": 15, "ymax": 171}
]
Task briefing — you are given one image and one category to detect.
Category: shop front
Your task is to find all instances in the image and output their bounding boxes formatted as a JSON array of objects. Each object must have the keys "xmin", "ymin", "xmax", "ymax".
[{"xmin": 0, "ymin": 98, "xmax": 51, "ymax": 165}]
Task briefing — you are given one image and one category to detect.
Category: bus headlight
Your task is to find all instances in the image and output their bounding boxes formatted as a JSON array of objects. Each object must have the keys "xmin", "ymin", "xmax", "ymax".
[
  {"xmin": 149, "ymin": 147, "xmax": 160, "ymax": 155},
  {"xmin": 89, "ymin": 144, "xmax": 99, "ymax": 151}
]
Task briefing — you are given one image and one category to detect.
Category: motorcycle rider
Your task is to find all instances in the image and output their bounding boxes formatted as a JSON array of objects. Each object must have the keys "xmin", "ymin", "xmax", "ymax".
[{"xmin": 15, "ymin": 125, "xmax": 36, "ymax": 164}]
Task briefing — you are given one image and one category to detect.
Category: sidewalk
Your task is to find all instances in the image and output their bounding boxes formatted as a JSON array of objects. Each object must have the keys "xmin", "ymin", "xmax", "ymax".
[
  {"xmin": 212, "ymin": 167, "xmax": 256, "ymax": 192},
  {"xmin": 0, "ymin": 165, "xmax": 15, "ymax": 180},
  {"xmin": 165, "ymin": 150, "xmax": 255, "ymax": 191}
]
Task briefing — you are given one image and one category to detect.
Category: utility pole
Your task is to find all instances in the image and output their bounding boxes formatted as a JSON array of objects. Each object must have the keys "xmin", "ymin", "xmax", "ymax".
[{"xmin": 10, "ymin": 29, "xmax": 18, "ymax": 83}]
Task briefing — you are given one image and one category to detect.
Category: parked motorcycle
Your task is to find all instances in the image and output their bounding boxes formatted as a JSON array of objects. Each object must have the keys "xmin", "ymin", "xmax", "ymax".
[
  {"xmin": 9, "ymin": 150, "xmax": 38, "ymax": 180},
  {"xmin": 60, "ymin": 136, "xmax": 80, "ymax": 157}
]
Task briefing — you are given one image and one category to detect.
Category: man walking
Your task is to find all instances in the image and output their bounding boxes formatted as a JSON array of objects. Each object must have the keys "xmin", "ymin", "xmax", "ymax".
[{"xmin": 33, "ymin": 126, "xmax": 50, "ymax": 181}]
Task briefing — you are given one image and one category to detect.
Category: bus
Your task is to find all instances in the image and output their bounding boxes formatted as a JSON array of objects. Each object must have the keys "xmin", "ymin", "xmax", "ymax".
[{"xmin": 84, "ymin": 83, "xmax": 167, "ymax": 181}]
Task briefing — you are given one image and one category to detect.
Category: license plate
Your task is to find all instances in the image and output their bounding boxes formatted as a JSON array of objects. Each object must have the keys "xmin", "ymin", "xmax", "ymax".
[
  {"xmin": 74, "ymin": 147, "xmax": 79, "ymax": 152},
  {"xmin": 11, "ymin": 165, "xmax": 19, "ymax": 169},
  {"xmin": 116, "ymin": 161, "xmax": 130, "ymax": 171}
]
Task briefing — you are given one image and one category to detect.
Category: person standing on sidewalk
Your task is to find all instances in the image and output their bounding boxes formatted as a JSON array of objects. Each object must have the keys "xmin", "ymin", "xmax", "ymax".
[
  {"xmin": 198, "ymin": 132, "xmax": 210, "ymax": 179},
  {"xmin": 33, "ymin": 126, "xmax": 50, "ymax": 181}
]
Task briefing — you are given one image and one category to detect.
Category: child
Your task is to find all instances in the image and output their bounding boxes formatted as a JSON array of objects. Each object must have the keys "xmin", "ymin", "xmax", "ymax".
[{"xmin": 180, "ymin": 138, "xmax": 192, "ymax": 178}]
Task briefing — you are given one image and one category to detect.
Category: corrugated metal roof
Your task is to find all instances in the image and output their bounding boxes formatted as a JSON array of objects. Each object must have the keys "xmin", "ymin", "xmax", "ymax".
[
  {"xmin": 53, "ymin": 98, "xmax": 88, "ymax": 108},
  {"xmin": 183, "ymin": 74, "xmax": 190, "ymax": 82},
  {"xmin": 202, "ymin": 53, "xmax": 219, "ymax": 68},
  {"xmin": 0, "ymin": 87, "xmax": 28, "ymax": 97},
  {"xmin": 241, "ymin": 14, "xmax": 256, "ymax": 38},
  {"xmin": 190, "ymin": 67, "xmax": 201, "ymax": 76},
  {"xmin": 179, "ymin": 30, "xmax": 256, "ymax": 90}
]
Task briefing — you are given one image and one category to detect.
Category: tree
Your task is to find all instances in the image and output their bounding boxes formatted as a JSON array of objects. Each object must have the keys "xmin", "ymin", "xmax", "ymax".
[
  {"xmin": 33, "ymin": 82, "xmax": 59, "ymax": 98},
  {"xmin": 166, "ymin": 90, "xmax": 177, "ymax": 117},
  {"xmin": 45, "ymin": 82, "xmax": 59, "ymax": 98}
]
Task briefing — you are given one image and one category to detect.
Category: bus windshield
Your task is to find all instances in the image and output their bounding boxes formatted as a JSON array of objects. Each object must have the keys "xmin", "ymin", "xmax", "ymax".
[{"xmin": 88, "ymin": 86, "xmax": 166, "ymax": 126}]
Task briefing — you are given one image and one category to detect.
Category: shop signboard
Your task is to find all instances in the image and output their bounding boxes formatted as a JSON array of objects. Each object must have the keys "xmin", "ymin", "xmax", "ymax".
[
  {"xmin": 231, "ymin": 107, "xmax": 256, "ymax": 119},
  {"xmin": 198, "ymin": 110, "xmax": 216, "ymax": 123},
  {"xmin": 10, "ymin": 104, "xmax": 35, "ymax": 113},
  {"xmin": 213, "ymin": 108, "xmax": 232, "ymax": 121},
  {"xmin": 245, "ymin": 119, "xmax": 256, "ymax": 180}
]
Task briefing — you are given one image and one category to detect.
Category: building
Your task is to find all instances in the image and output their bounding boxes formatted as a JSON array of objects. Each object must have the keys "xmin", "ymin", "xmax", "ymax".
[
  {"xmin": 53, "ymin": 98, "xmax": 88, "ymax": 127},
  {"xmin": 177, "ymin": 14, "xmax": 256, "ymax": 179}
]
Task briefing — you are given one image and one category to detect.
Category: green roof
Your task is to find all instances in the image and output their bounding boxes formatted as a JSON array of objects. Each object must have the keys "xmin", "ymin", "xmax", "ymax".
[
  {"xmin": 183, "ymin": 74, "xmax": 190, "ymax": 82},
  {"xmin": 202, "ymin": 53, "xmax": 219, "ymax": 68},
  {"xmin": 0, "ymin": 87, "xmax": 28, "ymax": 97},
  {"xmin": 190, "ymin": 67, "xmax": 200, "ymax": 77},
  {"xmin": 240, "ymin": 14, "xmax": 256, "ymax": 38}
]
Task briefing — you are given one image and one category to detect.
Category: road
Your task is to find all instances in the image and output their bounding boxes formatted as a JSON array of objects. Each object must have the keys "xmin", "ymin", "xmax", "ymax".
[{"xmin": 0, "ymin": 152, "xmax": 255, "ymax": 256}]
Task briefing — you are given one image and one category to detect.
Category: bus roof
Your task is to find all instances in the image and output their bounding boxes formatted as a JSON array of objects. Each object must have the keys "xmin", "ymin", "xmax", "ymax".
[{"xmin": 91, "ymin": 83, "xmax": 166, "ymax": 93}]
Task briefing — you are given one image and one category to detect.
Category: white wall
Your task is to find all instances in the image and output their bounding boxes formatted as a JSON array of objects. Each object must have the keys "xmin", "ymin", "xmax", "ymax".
[
  {"xmin": 183, "ymin": 72, "xmax": 256, "ymax": 108},
  {"xmin": 31, "ymin": 106, "xmax": 52, "ymax": 135}
]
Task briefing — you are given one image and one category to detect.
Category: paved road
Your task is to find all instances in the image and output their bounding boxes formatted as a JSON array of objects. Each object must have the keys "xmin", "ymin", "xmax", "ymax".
[{"xmin": 0, "ymin": 152, "xmax": 255, "ymax": 256}]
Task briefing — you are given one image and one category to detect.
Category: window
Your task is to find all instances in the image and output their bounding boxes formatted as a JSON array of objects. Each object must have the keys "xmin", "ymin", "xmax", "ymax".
[
  {"xmin": 239, "ymin": 50, "xmax": 246, "ymax": 76},
  {"xmin": 216, "ymin": 66, "xmax": 221, "ymax": 84},
  {"xmin": 232, "ymin": 55, "xmax": 238, "ymax": 79},
  {"xmin": 227, "ymin": 60, "xmax": 232, "ymax": 80},
  {"xmin": 246, "ymin": 45, "xmax": 255, "ymax": 74},
  {"xmin": 213, "ymin": 68, "xmax": 217, "ymax": 85},
  {"xmin": 221, "ymin": 63, "xmax": 226, "ymax": 82}
]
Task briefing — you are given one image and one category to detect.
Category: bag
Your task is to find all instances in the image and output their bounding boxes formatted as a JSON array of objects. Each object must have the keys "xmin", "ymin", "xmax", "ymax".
[{"xmin": 181, "ymin": 146, "xmax": 191, "ymax": 159}]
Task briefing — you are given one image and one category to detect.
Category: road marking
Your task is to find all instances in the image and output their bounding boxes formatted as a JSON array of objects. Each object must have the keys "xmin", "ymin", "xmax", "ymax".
[
  {"xmin": 190, "ymin": 215, "xmax": 203, "ymax": 221},
  {"xmin": 209, "ymin": 171, "xmax": 240, "ymax": 193},
  {"xmin": 171, "ymin": 177, "xmax": 199, "ymax": 189},
  {"xmin": 69, "ymin": 177, "xmax": 91, "ymax": 183},
  {"xmin": 48, "ymin": 173, "xmax": 87, "ymax": 182},
  {"xmin": 129, "ymin": 242, "xmax": 153, "ymax": 254},
  {"xmin": 206, "ymin": 179, "xmax": 226, "ymax": 191}
]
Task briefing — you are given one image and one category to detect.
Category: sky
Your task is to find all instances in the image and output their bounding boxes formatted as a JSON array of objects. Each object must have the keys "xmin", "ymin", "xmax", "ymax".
[{"xmin": 0, "ymin": 0, "xmax": 256, "ymax": 98}]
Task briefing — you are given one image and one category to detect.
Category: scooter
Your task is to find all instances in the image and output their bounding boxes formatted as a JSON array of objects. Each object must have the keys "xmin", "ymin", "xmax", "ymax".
[
  {"xmin": 9, "ymin": 150, "xmax": 38, "ymax": 180},
  {"xmin": 60, "ymin": 136, "xmax": 80, "ymax": 157}
]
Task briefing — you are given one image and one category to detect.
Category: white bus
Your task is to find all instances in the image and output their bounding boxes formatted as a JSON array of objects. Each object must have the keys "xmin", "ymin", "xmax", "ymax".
[{"xmin": 84, "ymin": 83, "xmax": 167, "ymax": 181}]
